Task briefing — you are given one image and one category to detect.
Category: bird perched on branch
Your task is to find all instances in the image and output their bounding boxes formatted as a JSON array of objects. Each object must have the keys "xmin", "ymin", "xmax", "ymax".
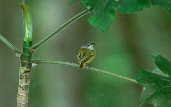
[{"xmin": 76, "ymin": 41, "xmax": 96, "ymax": 68}]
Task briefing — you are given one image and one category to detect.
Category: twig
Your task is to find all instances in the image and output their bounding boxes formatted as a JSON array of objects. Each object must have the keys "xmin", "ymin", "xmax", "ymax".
[
  {"xmin": 0, "ymin": 33, "xmax": 21, "ymax": 53},
  {"xmin": 32, "ymin": 59, "xmax": 138, "ymax": 84}
]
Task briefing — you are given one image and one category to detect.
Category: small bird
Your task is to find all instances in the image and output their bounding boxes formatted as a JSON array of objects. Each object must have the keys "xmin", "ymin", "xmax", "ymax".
[{"xmin": 76, "ymin": 41, "xmax": 96, "ymax": 68}]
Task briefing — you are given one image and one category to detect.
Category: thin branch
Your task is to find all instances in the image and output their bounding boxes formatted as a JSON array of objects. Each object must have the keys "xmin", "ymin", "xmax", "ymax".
[
  {"xmin": 32, "ymin": 59, "xmax": 138, "ymax": 84},
  {"xmin": 31, "ymin": 8, "xmax": 90, "ymax": 50},
  {"xmin": 0, "ymin": 33, "xmax": 21, "ymax": 53}
]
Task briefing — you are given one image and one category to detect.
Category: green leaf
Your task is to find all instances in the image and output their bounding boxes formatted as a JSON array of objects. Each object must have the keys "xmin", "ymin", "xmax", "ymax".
[
  {"xmin": 88, "ymin": 0, "xmax": 117, "ymax": 31},
  {"xmin": 78, "ymin": 0, "xmax": 151, "ymax": 31},
  {"xmin": 79, "ymin": 0, "xmax": 117, "ymax": 31},
  {"xmin": 142, "ymin": 86, "xmax": 171, "ymax": 107},
  {"xmin": 79, "ymin": 0, "xmax": 98, "ymax": 9},
  {"xmin": 151, "ymin": 0, "xmax": 171, "ymax": 13},
  {"xmin": 154, "ymin": 55, "xmax": 171, "ymax": 77},
  {"xmin": 136, "ymin": 70, "xmax": 171, "ymax": 89},
  {"xmin": 118, "ymin": 0, "xmax": 151, "ymax": 14},
  {"xmin": 136, "ymin": 70, "xmax": 171, "ymax": 107}
]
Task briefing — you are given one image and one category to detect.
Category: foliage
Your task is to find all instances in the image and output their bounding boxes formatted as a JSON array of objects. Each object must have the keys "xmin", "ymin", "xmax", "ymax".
[
  {"xmin": 151, "ymin": 0, "xmax": 171, "ymax": 13},
  {"xmin": 80, "ymin": 0, "xmax": 117, "ymax": 31},
  {"xmin": 136, "ymin": 55, "xmax": 171, "ymax": 107},
  {"xmin": 71, "ymin": 0, "xmax": 171, "ymax": 31}
]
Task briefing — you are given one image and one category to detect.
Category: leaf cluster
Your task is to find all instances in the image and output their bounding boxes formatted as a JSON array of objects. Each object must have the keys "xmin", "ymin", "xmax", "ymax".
[
  {"xmin": 136, "ymin": 55, "xmax": 171, "ymax": 107},
  {"xmin": 71, "ymin": 0, "xmax": 171, "ymax": 31}
]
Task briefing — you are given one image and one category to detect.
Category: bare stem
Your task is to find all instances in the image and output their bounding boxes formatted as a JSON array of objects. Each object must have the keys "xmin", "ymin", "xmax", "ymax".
[
  {"xmin": 32, "ymin": 59, "xmax": 138, "ymax": 84},
  {"xmin": 17, "ymin": 67, "xmax": 31, "ymax": 107},
  {"xmin": 31, "ymin": 8, "xmax": 90, "ymax": 50}
]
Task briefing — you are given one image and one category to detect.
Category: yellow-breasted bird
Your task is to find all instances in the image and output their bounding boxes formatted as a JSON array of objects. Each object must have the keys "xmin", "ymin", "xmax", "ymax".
[{"xmin": 76, "ymin": 41, "xmax": 96, "ymax": 68}]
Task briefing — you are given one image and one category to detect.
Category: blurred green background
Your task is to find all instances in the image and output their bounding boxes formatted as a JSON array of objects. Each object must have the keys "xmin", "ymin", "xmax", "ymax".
[{"xmin": 0, "ymin": 0, "xmax": 171, "ymax": 107}]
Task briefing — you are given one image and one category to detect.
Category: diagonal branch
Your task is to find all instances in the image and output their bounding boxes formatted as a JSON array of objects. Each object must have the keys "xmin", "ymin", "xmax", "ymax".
[
  {"xmin": 32, "ymin": 59, "xmax": 138, "ymax": 84},
  {"xmin": 31, "ymin": 8, "xmax": 90, "ymax": 50},
  {"xmin": 0, "ymin": 33, "xmax": 21, "ymax": 54}
]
